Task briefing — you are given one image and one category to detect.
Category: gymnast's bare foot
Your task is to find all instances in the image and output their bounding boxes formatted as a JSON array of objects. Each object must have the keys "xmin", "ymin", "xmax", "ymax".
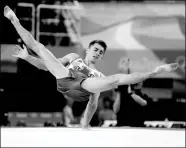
[
  {"xmin": 154, "ymin": 63, "xmax": 179, "ymax": 74},
  {"xmin": 4, "ymin": 5, "xmax": 19, "ymax": 22}
]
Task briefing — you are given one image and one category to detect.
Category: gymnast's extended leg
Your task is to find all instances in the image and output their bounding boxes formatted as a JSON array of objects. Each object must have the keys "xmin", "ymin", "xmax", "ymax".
[
  {"xmin": 81, "ymin": 63, "xmax": 179, "ymax": 93},
  {"xmin": 4, "ymin": 6, "xmax": 69, "ymax": 79}
]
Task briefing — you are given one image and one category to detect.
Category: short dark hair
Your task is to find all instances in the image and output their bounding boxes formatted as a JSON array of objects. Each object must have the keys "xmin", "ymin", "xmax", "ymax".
[{"xmin": 88, "ymin": 40, "xmax": 107, "ymax": 53}]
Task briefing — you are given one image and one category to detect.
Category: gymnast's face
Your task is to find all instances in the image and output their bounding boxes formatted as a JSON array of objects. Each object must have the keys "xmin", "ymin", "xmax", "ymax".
[{"xmin": 86, "ymin": 43, "xmax": 105, "ymax": 63}]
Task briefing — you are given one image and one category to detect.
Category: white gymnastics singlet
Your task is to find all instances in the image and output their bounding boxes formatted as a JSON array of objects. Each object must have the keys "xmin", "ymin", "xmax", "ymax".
[{"xmin": 67, "ymin": 58, "xmax": 104, "ymax": 78}]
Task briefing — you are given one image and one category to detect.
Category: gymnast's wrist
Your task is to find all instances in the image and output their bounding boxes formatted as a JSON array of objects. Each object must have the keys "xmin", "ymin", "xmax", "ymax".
[{"xmin": 82, "ymin": 123, "xmax": 89, "ymax": 128}]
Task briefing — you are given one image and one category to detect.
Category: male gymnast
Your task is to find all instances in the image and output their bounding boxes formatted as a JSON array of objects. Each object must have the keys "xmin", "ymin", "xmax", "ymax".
[{"xmin": 4, "ymin": 5, "xmax": 178, "ymax": 128}]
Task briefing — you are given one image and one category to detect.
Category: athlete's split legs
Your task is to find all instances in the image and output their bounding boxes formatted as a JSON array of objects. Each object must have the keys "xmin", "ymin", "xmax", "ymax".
[
  {"xmin": 4, "ymin": 5, "xmax": 179, "ymax": 94},
  {"xmin": 4, "ymin": 6, "xmax": 69, "ymax": 79},
  {"xmin": 4, "ymin": 5, "xmax": 120, "ymax": 93}
]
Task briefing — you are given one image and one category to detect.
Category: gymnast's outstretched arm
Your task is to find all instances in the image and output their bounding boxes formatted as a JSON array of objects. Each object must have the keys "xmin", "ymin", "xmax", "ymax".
[
  {"xmin": 12, "ymin": 44, "xmax": 48, "ymax": 70},
  {"xmin": 13, "ymin": 45, "xmax": 79, "ymax": 71},
  {"xmin": 82, "ymin": 93, "xmax": 100, "ymax": 128}
]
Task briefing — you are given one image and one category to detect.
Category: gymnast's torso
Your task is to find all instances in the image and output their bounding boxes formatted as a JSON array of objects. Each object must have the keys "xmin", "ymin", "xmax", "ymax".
[
  {"xmin": 57, "ymin": 57, "xmax": 104, "ymax": 102},
  {"xmin": 67, "ymin": 57, "xmax": 103, "ymax": 78}
]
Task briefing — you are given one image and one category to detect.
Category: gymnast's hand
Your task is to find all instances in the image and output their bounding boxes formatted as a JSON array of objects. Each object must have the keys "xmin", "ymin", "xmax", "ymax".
[
  {"xmin": 12, "ymin": 44, "xmax": 29, "ymax": 59},
  {"xmin": 82, "ymin": 125, "xmax": 91, "ymax": 130}
]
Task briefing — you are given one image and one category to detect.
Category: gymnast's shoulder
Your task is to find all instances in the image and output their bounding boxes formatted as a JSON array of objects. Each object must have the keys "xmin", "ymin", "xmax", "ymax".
[
  {"xmin": 58, "ymin": 53, "xmax": 80, "ymax": 66},
  {"xmin": 99, "ymin": 71, "xmax": 105, "ymax": 78},
  {"xmin": 64, "ymin": 53, "xmax": 80, "ymax": 60}
]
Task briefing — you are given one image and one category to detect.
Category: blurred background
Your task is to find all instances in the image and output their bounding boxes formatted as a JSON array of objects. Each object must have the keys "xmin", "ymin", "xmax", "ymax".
[{"xmin": 0, "ymin": 0, "xmax": 185, "ymax": 128}]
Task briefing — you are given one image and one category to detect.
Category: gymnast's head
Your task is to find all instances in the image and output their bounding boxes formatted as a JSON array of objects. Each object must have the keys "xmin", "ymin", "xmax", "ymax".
[{"xmin": 85, "ymin": 40, "xmax": 107, "ymax": 63}]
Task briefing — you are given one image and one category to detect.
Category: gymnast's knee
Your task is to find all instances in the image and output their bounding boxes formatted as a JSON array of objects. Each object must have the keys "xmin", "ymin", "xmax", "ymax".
[{"xmin": 107, "ymin": 74, "xmax": 121, "ymax": 86}]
